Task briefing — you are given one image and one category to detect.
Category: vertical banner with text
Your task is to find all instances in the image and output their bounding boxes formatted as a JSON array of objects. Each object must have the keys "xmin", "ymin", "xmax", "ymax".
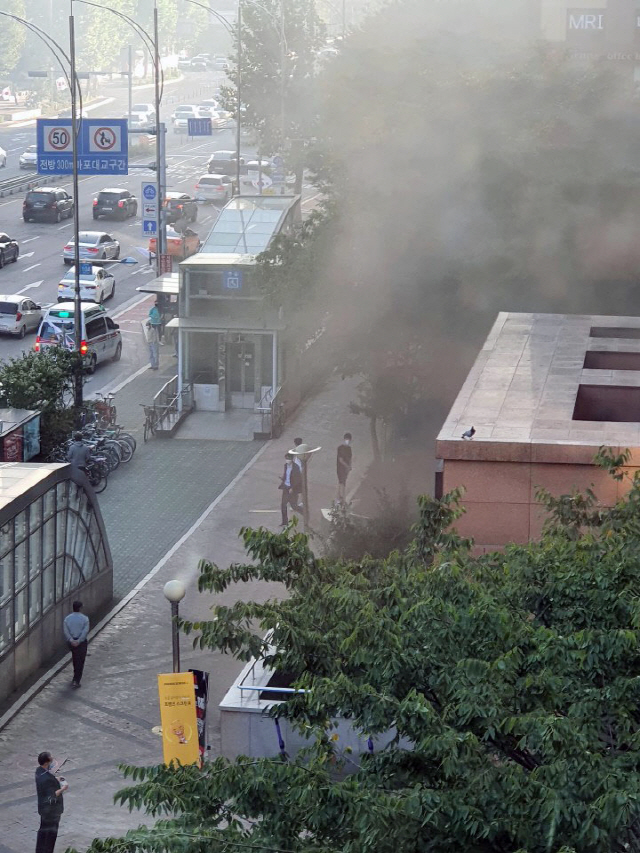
[
  {"xmin": 190, "ymin": 669, "xmax": 209, "ymax": 762},
  {"xmin": 157, "ymin": 672, "xmax": 200, "ymax": 766}
]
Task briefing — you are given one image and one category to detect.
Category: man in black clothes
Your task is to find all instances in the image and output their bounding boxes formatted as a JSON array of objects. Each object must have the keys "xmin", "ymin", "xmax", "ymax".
[
  {"xmin": 34, "ymin": 752, "xmax": 67, "ymax": 853},
  {"xmin": 336, "ymin": 432, "xmax": 353, "ymax": 502},
  {"xmin": 279, "ymin": 452, "xmax": 303, "ymax": 525}
]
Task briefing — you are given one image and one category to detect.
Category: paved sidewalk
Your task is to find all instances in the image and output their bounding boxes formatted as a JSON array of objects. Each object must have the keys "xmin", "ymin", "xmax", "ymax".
[{"xmin": 0, "ymin": 374, "xmax": 372, "ymax": 853}]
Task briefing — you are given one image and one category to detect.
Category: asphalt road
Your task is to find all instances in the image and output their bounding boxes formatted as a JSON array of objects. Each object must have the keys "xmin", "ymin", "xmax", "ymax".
[{"xmin": 0, "ymin": 73, "xmax": 258, "ymax": 388}]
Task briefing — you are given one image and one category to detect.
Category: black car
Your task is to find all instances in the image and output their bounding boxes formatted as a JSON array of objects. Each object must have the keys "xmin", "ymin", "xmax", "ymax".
[
  {"xmin": 93, "ymin": 188, "xmax": 138, "ymax": 220},
  {"xmin": 207, "ymin": 150, "xmax": 245, "ymax": 176},
  {"xmin": 23, "ymin": 187, "xmax": 74, "ymax": 223},
  {"xmin": 0, "ymin": 233, "xmax": 19, "ymax": 267},
  {"xmin": 163, "ymin": 192, "xmax": 198, "ymax": 224}
]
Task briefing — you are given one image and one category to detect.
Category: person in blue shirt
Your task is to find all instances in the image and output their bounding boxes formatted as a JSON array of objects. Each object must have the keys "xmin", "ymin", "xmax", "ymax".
[{"xmin": 63, "ymin": 601, "xmax": 89, "ymax": 688}]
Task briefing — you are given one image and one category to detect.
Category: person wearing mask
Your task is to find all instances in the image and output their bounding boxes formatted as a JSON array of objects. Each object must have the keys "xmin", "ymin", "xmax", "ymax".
[
  {"xmin": 336, "ymin": 432, "xmax": 353, "ymax": 503},
  {"xmin": 66, "ymin": 433, "xmax": 91, "ymax": 474},
  {"xmin": 63, "ymin": 600, "xmax": 90, "ymax": 688},
  {"xmin": 34, "ymin": 752, "xmax": 68, "ymax": 853},
  {"xmin": 279, "ymin": 452, "xmax": 303, "ymax": 526}
]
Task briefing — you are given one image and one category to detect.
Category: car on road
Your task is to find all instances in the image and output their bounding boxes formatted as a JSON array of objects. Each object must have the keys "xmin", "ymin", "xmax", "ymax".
[
  {"xmin": 0, "ymin": 233, "xmax": 19, "ymax": 266},
  {"xmin": 177, "ymin": 58, "xmax": 192, "ymax": 70},
  {"xmin": 93, "ymin": 188, "xmax": 138, "ymax": 220},
  {"xmin": 57, "ymin": 266, "xmax": 116, "ymax": 303},
  {"xmin": 200, "ymin": 98, "xmax": 220, "ymax": 111},
  {"xmin": 35, "ymin": 302, "xmax": 122, "ymax": 371},
  {"xmin": 171, "ymin": 104, "xmax": 209, "ymax": 132},
  {"xmin": 194, "ymin": 173, "xmax": 233, "ymax": 204},
  {"xmin": 0, "ymin": 145, "xmax": 6, "ymax": 167},
  {"xmin": 63, "ymin": 231, "xmax": 120, "ymax": 265},
  {"xmin": 128, "ymin": 110, "xmax": 154, "ymax": 130},
  {"xmin": 23, "ymin": 187, "xmax": 74, "ymax": 223},
  {"xmin": 19, "ymin": 145, "xmax": 38, "ymax": 169},
  {"xmin": 189, "ymin": 58, "xmax": 207, "ymax": 71},
  {"xmin": 0, "ymin": 295, "xmax": 42, "ymax": 338},
  {"xmin": 132, "ymin": 102, "xmax": 155, "ymax": 117},
  {"xmin": 163, "ymin": 192, "xmax": 198, "ymax": 224},
  {"xmin": 213, "ymin": 56, "xmax": 228, "ymax": 70},
  {"xmin": 148, "ymin": 226, "xmax": 200, "ymax": 259},
  {"xmin": 207, "ymin": 150, "xmax": 245, "ymax": 175}
]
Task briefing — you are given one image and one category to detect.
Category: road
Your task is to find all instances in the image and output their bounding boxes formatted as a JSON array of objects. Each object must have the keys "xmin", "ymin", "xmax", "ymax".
[{"xmin": 0, "ymin": 72, "xmax": 257, "ymax": 388}]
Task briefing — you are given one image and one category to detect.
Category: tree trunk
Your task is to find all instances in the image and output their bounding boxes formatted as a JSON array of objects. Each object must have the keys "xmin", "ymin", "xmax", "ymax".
[{"xmin": 369, "ymin": 415, "xmax": 380, "ymax": 462}]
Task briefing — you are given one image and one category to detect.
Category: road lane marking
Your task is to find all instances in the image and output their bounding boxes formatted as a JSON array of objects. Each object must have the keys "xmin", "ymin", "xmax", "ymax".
[
  {"xmin": 17, "ymin": 280, "xmax": 43, "ymax": 293},
  {"xmin": 58, "ymin": 222, "xmax": 72, "ymax": 229},
  {"xmin": 21, "ymin": 237, "xmax": 39, "ymax": 244},
  {"xmin": 22, "ymin": 263, "xmax": 40, "ymax": 272},
  {"xmin": 20, "ymin": 251, "xmax": 34, "ymax": 258}
]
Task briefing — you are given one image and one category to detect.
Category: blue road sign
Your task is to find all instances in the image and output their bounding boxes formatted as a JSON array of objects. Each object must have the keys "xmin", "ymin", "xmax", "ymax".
[
  {"xmin": 223, "ymin": 270, "xmax": 243, "ymax": 290},
  {"xmin": 188, "ymin": 117, "xmax": 212, "ymax": 137},
  {"xmin": 36, "ymin": 118, "xmax": 128, "ymax": 175},
  {"xmin": 143, "ymin": 220, "xmax": 157, "ymax": 235},
  {"xmin": 79, "ymin": 262, "xmax": 93, "ymax": 275},
  {"xmin": 142, "ymin": 183, "xmax": 157, "ymax": 200}
]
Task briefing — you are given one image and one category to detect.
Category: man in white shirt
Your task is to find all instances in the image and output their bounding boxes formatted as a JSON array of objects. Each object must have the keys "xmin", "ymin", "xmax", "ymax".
[{"xmin": 63, "ymin": 601, "xmax": 90, "ymax": 688}]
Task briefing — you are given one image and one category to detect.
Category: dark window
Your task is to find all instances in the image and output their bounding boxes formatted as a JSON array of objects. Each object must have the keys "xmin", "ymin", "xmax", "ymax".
[
  {"xmin": 106, "ymin": 317, "xmax": 118, "ymax": 330},
  {"xmin": 99, "ymin": 192, "xmax": 123, "ymax": 202},
  {"xmin": 0, "ymin": 302, "xmax": 18, "ymax": 315},
  {"xmin": 86, "ymin": 317, "xmax": 107, "ymax": 338},
  {"xmin": 27, "ymin": 192, "xmax": 54, "ymax": 203}
]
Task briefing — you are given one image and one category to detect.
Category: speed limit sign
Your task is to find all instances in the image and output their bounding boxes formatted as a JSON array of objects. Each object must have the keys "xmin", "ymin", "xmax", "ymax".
[{"xmin": 43, "ymin": 125, "xmax": 73, "ymax": 153}]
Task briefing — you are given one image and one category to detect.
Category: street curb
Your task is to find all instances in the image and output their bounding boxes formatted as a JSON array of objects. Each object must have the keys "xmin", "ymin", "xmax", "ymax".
[{"xmin": 0, "ymin": 440, "xmax": 269, "ymax": 733}]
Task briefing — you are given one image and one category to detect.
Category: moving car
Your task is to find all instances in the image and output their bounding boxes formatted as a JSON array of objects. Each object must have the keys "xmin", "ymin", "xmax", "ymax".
[
  {"xmin": 0, "ymin": 145, "xmax": 6, "ymax": 167},
  {"xmin": 63, "ymin": 231, "xmax": 120, "ymax": 265},
  {"xmin": 0, "ymin": 295, "xmax": 42, "ymax": 338},
  {"xmin": 163, "ymin": 192, "xmax": 198, "ymax": 224},
  {"xmin": 148, "ymin": 226, "xmax": 200, "ymax": 259},
  {"xmin": 132, "ymin": 102, "xmax": 155, "ymax": 116},
  {"xmin": 36, "ymin": 303, "xmax": 122, "ymax": 371},
  {"xmin": 19, "ymin": 145, "xmax": 38, "ymax": 169},
  {"xmin": 23, "ymin": 187, "xmax": 74, "ymax": 223},
  {"xmin": 93, "ymin": 188, "xmax": 138, "ymax": 220},
  {"xmin": 177, "ymin": 58, "xmax": 192, "ymax": 71},
  {"xmin": 58, "ymin": 266, "xmax": 116, "ymax": 303},
  {"xmin": 128, "ymin": 111, "xmax": 154, "ymax": 130},
  {"xmin": 207, "ymin": 150, "xmax": 245, "ymax": 175},
  {"xmin": 0, "ymin": 233, "xmax": 19, "ymax": 266},
  {"xmin": 189, "ymin": 58, "xmax": 207, "ymax": 71},
  {"xmin": 194, "ymin": 173, "xmax": 233, "ymax": 204}
]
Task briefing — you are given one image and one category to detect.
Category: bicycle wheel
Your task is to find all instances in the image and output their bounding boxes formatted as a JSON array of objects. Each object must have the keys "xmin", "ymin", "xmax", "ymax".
[
  {"xmin": 118, "ymin": 432, "xmax": 137, "ymax": 453},
  {"xmin": 103, "ymin": 440, "xmax": 123, "ymax": 470},
  {"xmin": 87, "ymin": 462, "xmax": 108, "ymax": 492},
  {"xmin": 117, "ymin": 439, "xmax": 133, "ymax": 463}
]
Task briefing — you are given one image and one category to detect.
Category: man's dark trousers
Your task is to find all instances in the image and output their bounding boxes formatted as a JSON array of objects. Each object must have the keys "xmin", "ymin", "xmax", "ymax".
[
  {"xmin": 36, "ymin": 815, "xmax": 60, "ymax": 853},
  {"xmin": 70, "ymin": 640, "xmax": 88, "ymax": 684},
  {"xmin": 281, "ymin": 487, "xmax": 301, "ymax": 525}
]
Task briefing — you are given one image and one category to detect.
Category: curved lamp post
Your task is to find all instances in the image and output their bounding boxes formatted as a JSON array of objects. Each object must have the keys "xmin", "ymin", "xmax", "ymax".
[
  {"xmin": 289, "ymin": 443, "xmax": 321, "ymax": 531},
  {"xmin": 163, "ymin": 579, "xmax": 186, "ymax": 673}
]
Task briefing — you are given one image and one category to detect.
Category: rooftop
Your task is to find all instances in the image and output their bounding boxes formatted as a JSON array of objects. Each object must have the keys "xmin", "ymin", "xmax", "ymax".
[
  {"xmin": 199, "ymin": 195, "xmax": 299, "ymax": 256},
  {"xmin": 0, "ymin": 462, "xmax": 64, "ymax": 515},
  {"xmin": 436, "ymin": 312, "xmax": 640, "ymax": 463}
]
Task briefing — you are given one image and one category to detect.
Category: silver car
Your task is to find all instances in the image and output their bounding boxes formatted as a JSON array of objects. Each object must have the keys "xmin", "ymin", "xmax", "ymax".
[
  {"xmin": 0, "ymin": 295, "xmax": 42, "ymax": 337},
  {"xmin": 19, "ymin": 145, "xmax": 38, "ymax": 169},
  {"xmin": 63, "ymin": 231, "xmax": 120, "ymax": 265}
]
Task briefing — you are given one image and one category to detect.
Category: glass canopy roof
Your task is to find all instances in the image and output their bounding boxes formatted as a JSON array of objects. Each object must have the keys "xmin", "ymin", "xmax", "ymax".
[{"xmin": 200, "ymin": 196, "xmax": 297, "ymax": 255}]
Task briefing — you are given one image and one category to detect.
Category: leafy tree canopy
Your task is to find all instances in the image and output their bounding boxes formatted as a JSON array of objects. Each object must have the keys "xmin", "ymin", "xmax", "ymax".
[{"xmin": 74, "ymin": 453, "xmax": 640, "ymax": 853}]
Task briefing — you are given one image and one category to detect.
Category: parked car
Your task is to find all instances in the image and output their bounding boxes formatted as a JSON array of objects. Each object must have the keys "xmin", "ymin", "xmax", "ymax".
[
  {"xmin": 63, "ymin": 231, "xmax": 120, "ymax": 265},
  {"xmin": 163, "ymin": 192, "xmax": 198, "ymax": 224},
  {"xmin": 207, "ymin": 150, "xmax": 245, "ymax": 175},
  {"xmin": 0, "ymin": 145, "xmax": 6, "ymax": 167},
  {"xmin": 149, "ymin": 226, "xmax": 200, "ymax": 259},
  {"xmin": 35, "ymin": 302, "xmax": 122, "ymax": 371},
  {"xmin": 93, "ymin": 188, "xmax": 138, "ymax": 220},
  {"xmin": 57, "ymin": 266, "xmax": 116, "ymax": 303},
  {"xmin": 19, "ymin": 145, "xmax": 38, "ymax": 169},
  {"xmin": 0, "ymin": 295, "xmax": 42, "ymax": 338},
  {"xmin": 23, "ymin": 187, "xmax": 74, "ymax": 223},
  {"xmin": 194, "ymin": 173, "xmax": 233, "ymax": 204},
  {"xmin": 0, "ymin": 233, "xmax": 19, "ymax": 266}
]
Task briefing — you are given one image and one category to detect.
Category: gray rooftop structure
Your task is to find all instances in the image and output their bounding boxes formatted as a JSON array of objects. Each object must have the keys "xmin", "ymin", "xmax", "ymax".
[{"xmin": 200, "ymin": 195, "xmax": 300, "ymax": 256}]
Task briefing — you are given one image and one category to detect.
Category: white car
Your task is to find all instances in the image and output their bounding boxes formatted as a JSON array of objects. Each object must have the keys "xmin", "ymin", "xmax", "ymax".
[
  {"xmin": 0, "ymin": 295, "xmax": 42, "ymax": 337},
  {"xmin": 0, "ymin": 145, "xmax": 6, "ymax": 167},
  {"xmin": 132, "ymin": 102, "xmax": 155, "ymax": 116},
  {"xmin": 194, "ymin": 173, "xmax": 233, "ymax": 204},
  {"xmin": 171, "ymin": 104, "xmax": 204, "ymax": 132},
  {"xmin": 58, "ymin": 266, "xmax": 116, "ymax": 303},
  {"xmin": 128, "ymin": 111, "xmax": 154, "ymax": 129},
  {"xmin": 63, "ymin": 231, "xmax": 120, "ymax": 265},
  {"xmin": 19, "ymin": 145, "xmax": 38, "ymax": 169}
]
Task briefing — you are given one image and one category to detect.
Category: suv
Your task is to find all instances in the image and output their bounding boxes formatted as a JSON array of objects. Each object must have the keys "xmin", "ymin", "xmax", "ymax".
[
  {"xmin": 207, "ymin": 150, "xmax": 245, "ymax": 175},
  {"xmin": 194, "ymin": 174, "xmax": 233, "ymax": 204},
  {"xmin": 35, "ymin": 302, "xmax": 122, "ymax": 372},
  {"xmin": 23, "ymin": 187, "xmax": 74, "ymax": 223},
  {"xmin": 163, "ymin": 192, "xmax": 198, "ymax": 224},
  {"xmin": 0, "ymin": 295, "xmax": 42, "ymax": 337},
  {"xmin": 93, "ymin": 188, "xmax": 138, "ymax": 220}
]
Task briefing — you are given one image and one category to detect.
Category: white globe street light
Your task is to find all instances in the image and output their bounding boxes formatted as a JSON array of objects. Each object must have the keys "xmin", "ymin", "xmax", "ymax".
[{"xmin": 163, "ymin": 580, "xmax": 186, "ymax": 672}]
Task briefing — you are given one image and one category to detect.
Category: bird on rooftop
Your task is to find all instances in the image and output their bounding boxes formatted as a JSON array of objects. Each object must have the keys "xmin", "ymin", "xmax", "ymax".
[{"xmin": 461, "ymin": 426, "xmax": 476, "ymax": 440}]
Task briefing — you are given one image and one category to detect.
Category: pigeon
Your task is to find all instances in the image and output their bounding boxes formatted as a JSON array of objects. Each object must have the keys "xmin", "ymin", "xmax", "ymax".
[{"xmin": 461, "ymin": 426, "xmax": 476, "ymax": 440}]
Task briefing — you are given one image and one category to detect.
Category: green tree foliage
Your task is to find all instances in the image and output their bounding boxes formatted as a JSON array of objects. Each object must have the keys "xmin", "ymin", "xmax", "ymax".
[
  {"xmin": 0, "ymin": 350, "xmax": 76, "ymax": 456},
  {"xmin": 0, "ymin": 0, "xmax": 27, "ymax": 76},
  {"xmin": 72, "ymin": 460, "xmax": 640, "ymax": 853}
]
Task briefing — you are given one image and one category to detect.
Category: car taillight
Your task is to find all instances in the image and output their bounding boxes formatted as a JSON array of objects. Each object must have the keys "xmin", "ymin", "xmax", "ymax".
[
  {"xmin": 80, "ymin": 340, "xmax": 88, "ymax": 355},
  {"xmin": 35, "ymin": 336, "xmax": 40, "ymax": 352},
  {"xmin": 16, "ymin": 312, "xmax": 22, "ymax": 321},
  {"xmin": 64, "ymin": 244, "xmax": 71, "ymax": 251},
  {"xmin": 93, "ymin": 199, "xmax": 98, "ymax": 206},
  {"xmin": 177, "ymin": 204, "xmax": 183, "ymax": 210},
  {"xmin": 87, "ymin": 247, "xmax": 99, "ymax": 253},
  {"xmin": 118, "ymin": 200, "xmax": 124, "ymax": 208}
]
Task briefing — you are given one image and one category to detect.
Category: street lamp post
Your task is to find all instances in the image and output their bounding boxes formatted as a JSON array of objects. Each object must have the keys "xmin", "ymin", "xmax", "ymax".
[
  {"xmin": 289, "ymin": 443, "xmax": 321, "ymax": 531},
  {"xmin": 163, "ymin": 580, "xmax": 186, "ymax": 673}
]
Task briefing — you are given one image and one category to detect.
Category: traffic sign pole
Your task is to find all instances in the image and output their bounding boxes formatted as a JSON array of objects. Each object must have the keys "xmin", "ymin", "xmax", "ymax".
[{"xmin": 69, "ymin": 10, "xmax": 83, "ymax": 411}]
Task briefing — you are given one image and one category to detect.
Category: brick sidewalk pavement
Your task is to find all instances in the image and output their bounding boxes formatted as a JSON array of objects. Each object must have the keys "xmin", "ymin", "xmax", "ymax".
[{"xmin": 0, "ymin": 374, "xmax": 372, "ymax": 853}]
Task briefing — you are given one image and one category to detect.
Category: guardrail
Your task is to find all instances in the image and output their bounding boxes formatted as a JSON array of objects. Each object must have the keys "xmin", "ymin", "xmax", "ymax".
[{"xmin": 0, "ymin": 173, "xmax": 62, "ymax": 198}]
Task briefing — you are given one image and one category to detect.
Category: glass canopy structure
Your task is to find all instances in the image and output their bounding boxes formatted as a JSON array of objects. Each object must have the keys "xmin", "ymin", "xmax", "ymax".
[{"xmin": 200, "ymin": 195, "xmax": 297, "ymax": 255}]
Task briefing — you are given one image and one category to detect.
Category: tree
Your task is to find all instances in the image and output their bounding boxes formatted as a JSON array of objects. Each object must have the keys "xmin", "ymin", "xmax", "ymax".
[
  {"xmin": 0, "ymin": 350, "xmax": 76, "ymax": 457},
  {"xmin": 73, "ymin": 454, "xmax": 640, "ymax": 853},
  {"xmin": 0, "ymin": 0, "xmax": 26, "ymax": 77}
]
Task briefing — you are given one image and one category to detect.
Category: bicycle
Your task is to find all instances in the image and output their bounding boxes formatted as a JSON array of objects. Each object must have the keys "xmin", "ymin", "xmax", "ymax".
[
  {"xmin": 94, "ymin": 392, "xmax": 117, "ymax": 427},
  {"xmin": 141, "ymin": 404, "xmax": 160, "ymax": 442}
]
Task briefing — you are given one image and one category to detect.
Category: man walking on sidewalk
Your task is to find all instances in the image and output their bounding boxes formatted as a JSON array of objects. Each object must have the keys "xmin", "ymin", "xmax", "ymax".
[
  {"xmin": 63, "ymin": 601, "xmax": 89, "ymax": 688},
  {"xmin": 145, "ymin": 320, "xmax": 160, "ymax": 370},
  {"xmin": 35, "ymin": 752, "xmax": 67, "ymax": 853},
  {"xmin": 336, "ymin": 432, "xmax": 353, "ymax": 503},
  {"xmin": 279, "ymin": 452, "xmax": 303, "ymax": 526}
]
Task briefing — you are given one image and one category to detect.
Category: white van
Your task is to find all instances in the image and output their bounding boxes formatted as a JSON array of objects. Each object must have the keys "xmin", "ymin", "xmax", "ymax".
[{"xmin": 35, "ymin": 302, "xmax": 122, "ymax": 373}]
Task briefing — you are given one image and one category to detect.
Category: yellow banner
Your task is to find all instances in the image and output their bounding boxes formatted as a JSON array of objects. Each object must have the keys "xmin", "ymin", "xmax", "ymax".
[{"xmin": 157, "ymin": 672, "xmax": 200, "ymax": 766}]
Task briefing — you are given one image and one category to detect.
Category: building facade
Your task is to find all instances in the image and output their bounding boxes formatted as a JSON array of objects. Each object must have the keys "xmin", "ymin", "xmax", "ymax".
[{"xmin": 0, "ymin": 463, "xmax": 112, "ymax": 704}]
